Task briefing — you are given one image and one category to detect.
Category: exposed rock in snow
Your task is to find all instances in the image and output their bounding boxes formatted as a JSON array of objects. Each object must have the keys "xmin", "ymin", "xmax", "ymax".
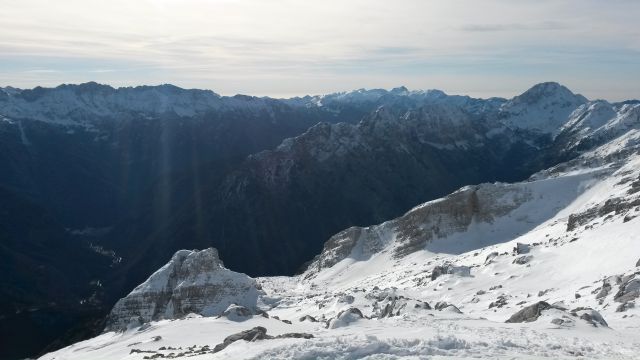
[
  {"xmin": 213, "ymin": 326, "xmax": 270, "ymax": 353},
  {"xmin": 615, "ymin": 277, "xmax": 640, "ymax": 303},
  {"xmin": 506, "ymin": 301, "xmax": 553, "ymax": 323},
  {"xmin": 434, "ymin": 301, "xmax": 462, "ymax": 313},
  {"xmin": 513, "ymin": 255, "xmax": 533, "ymax": 265},
  {"xmin": 431, "ymin": 263, "xmax": 471, "ymax": 280},
  {"xmin": 514, "ymin": 242, "xmax": 530, "ymax": 254},
  {"xmin": 104, "ymin": 248, "xmax": 262, "ymax": 331},
  {"xmin": 573, "ymin": 308, "xmax": 609, "ymax": 327},
  {"xmin": 484, "ymin": 252, "xmax": 499, "ymax": 265},
  {"xmin": 298, "ymin": 315, "xmax": 317, "ymax": 322},
  {"xmin": 327, "ymin": 308, "xmax": 365, "ymax": 329},
  {"xmin": 219, "ymin": 304, "xmax": 254, "ymax": 322}
]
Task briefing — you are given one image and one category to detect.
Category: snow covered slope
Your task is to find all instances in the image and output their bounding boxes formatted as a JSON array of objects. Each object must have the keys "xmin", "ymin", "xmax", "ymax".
[{"xmin": 41, "ymin": 109, "xmax": 640, "ymax": 359}]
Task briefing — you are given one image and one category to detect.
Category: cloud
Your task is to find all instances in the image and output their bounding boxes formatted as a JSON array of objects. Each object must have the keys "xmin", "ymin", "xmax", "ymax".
[
  {"xmin": 461, "ymin": 21, "xmax": 568, "ymax": 32},
  {"xmin": 0, "ymin": 0, "xmax": 638, "ymax": 100}
]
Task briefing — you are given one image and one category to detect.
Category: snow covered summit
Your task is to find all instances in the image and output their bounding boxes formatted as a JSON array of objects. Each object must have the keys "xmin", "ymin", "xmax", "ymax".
[{"xmin": 500, "ymin": 82, "xmax": 588, "ymax": 134}]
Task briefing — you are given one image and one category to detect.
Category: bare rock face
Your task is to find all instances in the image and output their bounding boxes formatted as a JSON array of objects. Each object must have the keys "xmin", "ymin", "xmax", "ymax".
[{"xmin": 104, "ymin": 248, "xmax": 262, "ymax": 331}]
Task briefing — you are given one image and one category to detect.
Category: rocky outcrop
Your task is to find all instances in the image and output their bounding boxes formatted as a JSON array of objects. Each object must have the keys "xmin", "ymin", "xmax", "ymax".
[
  {"xmin": 614, "ymin": 276, "xmax": 640, "ymax": 303},
  {"xmin": 304, "ymin": 183, "xmax": 532, "ymax": 277},
  {"xmin": 506, "ymin": 302, "xmax": 608, "ymax": 328},
  {"xmin": 104, "ymin": 248, "xmax": 262, "ymax": 331}
]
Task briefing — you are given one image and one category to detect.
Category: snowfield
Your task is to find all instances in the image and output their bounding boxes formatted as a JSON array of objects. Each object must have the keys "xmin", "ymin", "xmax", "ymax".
[{"xmin": 40, "ymin": 96, "xmax": 640, "ymax": 359}]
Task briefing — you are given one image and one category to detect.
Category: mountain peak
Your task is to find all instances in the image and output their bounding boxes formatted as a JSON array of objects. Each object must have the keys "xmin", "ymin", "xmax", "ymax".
[
  {"xmin": 516, "ymin": 82, "xmax": 587, "ymax": 105},
  {"xmin": 390, "ymin": 86, "xmax": 409, "ymax": 95},
  {"xmin": 500, "ymin": 82, "xmax": 589, "ymax": 134}
]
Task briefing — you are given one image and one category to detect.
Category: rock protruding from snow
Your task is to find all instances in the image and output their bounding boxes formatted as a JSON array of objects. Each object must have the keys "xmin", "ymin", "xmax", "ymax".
[
  {"xmin": 219, "ymin": 304, "xmax": 253, "ymax": 322},
  {"xmin": 105, "ymin": 248, "xmax": 262, "ymax": 331},
  {"xmin": 513, "ymin": 255, "xmax": 533, "ymax": 265},
  {"xmin": 514, "ymin": 243, "xmax": 530, "ymax": 254},
  {"xmin": 614, "ymin": 276, "xmax": 640, "ymax": 303},
  {"xmin": 573, "ymin": 308, "xmax": 609, "ymax": 327},
  {"xmin": 506, "ymin": 301, "xmax": 553, "ymax": 323},
  {"xmin": 431, "ymin": 263, "xmax": 471, "ymax": 280},
  {"xmin": 327, "ymin": 307, "xmax": 365, "ymax": 329},
  {"xmin": 212, "ymin": 327, "xmax": 314, "ymax": 354}
]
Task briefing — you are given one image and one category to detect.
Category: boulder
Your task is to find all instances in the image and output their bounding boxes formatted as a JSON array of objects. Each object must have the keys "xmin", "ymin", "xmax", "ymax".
[
  {"xmin": 513, "ymin": 255, "xmax": 533, "ymax": 265},
  {"xmin": 212, "ymin": 327, "xmax": 314, "ymax": 353},
  {"xmin": 431, "ymin": 263, "xmax": 471, "ymax": 280},
  {"xmin": 213, "ymin": 326, "xmax": 270, "ymax": 353},
  {"xmin": 299, "ymin": 315, "xmax": 317, "ymax": 322},
  {"xmin": 434, "ymin": 301, "xmax": 462, "ymax": 313},
  {"xmin": 219, "ymin": 304, "xmax": 252, "ymax": 322},
  {"xmin": 616, "ymin": 302, "xmax": 635, "ymax": 312},
  {"xmin": 572, "ymin": 308, "xmax": 608, "ymax": 327},
  {"xmin": 327, "ymin": 307, "xmax": 364, "ymax": 329},
  {"xmin": 485, "ymin": 252, "xmax": 499, "ymax": 265},
  {"xmin": 506, "ymin": 301, "xmax": 552, "ymax": 323},
  {"xmin": 514, "ymin": 243, "xmax": 530, "ymax": 255},
  {"xmin": 595, "ymin": 282, "xmax": 612, "ymax": 299},
  {"xmin": 614, "ymin": 278, "xmax": 640, "ymax": 303}
]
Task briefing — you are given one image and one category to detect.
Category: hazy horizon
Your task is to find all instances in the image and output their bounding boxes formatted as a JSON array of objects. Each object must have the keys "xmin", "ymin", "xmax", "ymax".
[
  {"xmin": 4, "ymin": 80, "xmax": 636, "ymax": 103},
  {"xmin": 2, "ymin": 0, "xmax": 639, "ymax": 101}
]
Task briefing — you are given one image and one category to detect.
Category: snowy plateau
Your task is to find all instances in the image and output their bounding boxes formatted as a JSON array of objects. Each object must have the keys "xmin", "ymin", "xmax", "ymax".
[{"xmin": 30, "ymin": 84, "xmax": 640, "ymax": 359}]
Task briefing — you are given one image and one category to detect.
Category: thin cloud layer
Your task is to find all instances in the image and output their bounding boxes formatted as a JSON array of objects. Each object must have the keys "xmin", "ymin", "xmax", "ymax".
[{"xmin": 0, "ymin": 0, "xmax": 638, "ymax": 100}]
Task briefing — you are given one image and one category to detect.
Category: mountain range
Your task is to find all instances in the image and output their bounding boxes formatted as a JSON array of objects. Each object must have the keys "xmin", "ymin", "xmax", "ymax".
[{"xmin": 1, "ymin": 81, "xmax": 638, "ymax": 359}]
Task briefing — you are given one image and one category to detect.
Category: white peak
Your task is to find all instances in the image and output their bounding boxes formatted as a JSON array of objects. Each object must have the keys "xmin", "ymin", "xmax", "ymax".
[
  {"xmin": 500, "ymin": 82, "xmax": 588, "ymax": 134},
  {"xmin": 515, "ymin": 82, "xmax": 587, "ymax": 105}
]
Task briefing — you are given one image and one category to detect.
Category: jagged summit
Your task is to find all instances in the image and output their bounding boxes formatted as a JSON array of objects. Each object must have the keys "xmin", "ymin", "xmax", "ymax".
[{"xmin": 104, "ymin": 248, "xmax": 262, "ymax": 331}]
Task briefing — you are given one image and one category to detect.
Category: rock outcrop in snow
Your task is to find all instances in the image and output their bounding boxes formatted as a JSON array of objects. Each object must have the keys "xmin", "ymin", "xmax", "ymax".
[
  {"xmin": 104, "ymin": 248, "xmax": 262, "ymax": 331},
  {"xmin": 304, "ymin": 183, "xmax": 534, "ymax": 277}
]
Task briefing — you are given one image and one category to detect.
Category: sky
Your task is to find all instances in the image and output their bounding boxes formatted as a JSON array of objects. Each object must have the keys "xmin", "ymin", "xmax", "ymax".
[{"xmin": 1, "ymin": 0, "xmax": 639, "ymax": 100}]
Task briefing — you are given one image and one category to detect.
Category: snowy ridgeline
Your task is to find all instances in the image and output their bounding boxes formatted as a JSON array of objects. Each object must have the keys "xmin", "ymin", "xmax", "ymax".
[{"xmin": 40, "ymin": 102, "xmax": 640, "ymax": 359}]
